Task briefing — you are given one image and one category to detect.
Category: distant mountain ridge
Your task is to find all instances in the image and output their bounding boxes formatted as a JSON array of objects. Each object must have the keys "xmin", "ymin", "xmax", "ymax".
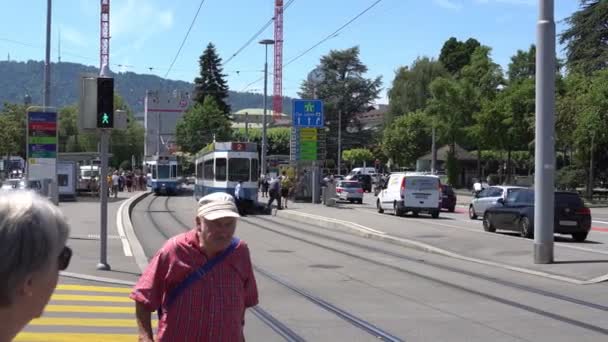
[{"xmin": 0, "ymin": 60, "xmax": 293, "ymax": 114}]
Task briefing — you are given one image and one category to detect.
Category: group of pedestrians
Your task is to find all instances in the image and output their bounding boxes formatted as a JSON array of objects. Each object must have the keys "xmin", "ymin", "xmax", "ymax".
[
  {"xmin": 1, "ymin": 187, "xmax": 259, "ymax": 341},
  {"xmin": 106, "ymin": 169, "xmax": 148, "ymax": 198},
  {"xmin": 259, "ymin": 172, "xmax": 292, "ymax": 210}
]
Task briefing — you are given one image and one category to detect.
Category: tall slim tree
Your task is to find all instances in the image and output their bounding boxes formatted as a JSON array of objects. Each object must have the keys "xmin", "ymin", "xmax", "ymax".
[
  {"xmin": 194, "ymin": 42, "xmax": 231, "ymax": 115},
  {"xmin": 559, "ymin": 0, "xmax": 608, "ymax": 75}
]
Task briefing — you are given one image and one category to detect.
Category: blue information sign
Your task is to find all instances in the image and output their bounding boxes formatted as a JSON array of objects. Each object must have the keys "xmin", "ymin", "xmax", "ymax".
[{"xmin": 292, "ymin": 99, "xmax": 324, "ymax": 128}]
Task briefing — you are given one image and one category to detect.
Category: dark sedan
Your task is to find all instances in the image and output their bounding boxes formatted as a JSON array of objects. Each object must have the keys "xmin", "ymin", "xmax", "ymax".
[
  {"xmin": 440, "ymin": 184, "xmax": 457, "ymax": 212},
  {"xmin": 482, "ymin": 189, "xmax": 591, "ymax": 242}
]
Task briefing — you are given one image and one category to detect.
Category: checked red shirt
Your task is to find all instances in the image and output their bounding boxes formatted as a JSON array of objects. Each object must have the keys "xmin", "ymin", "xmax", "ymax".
[{"xmin": 130, "ymin": 229, "xmax": 259, "ymax": 342}]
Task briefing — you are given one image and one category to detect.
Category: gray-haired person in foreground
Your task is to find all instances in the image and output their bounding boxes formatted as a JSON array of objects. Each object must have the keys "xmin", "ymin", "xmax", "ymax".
[{"xmin": 0, "ymin": 191, "xmax": 72, "ymax": 342}]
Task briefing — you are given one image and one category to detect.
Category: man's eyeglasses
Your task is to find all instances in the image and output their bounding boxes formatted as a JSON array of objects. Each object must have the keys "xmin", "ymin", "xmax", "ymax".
[{"xmin": 58, "ymin": 246, "xmax": 72, "ymax": 271}]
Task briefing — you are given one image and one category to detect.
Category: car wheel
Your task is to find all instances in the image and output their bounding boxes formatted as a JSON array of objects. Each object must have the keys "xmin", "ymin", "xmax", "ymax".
[
  {"xmin": 394, "ymin": 202, "xmax": 404, "ymax": 217},
  {"xmin": 448, "ymin": 206, "xmax": 455, "ymax": 213},
  {"xmin": 469, "ymin": 206, "xmax": 478, "ymax": 220},
  {"xmin": 520, "ymin": 216, "xmax": 533, "ymax": 238},
  {"xmin": 412, "ymin": 211, "xmax": 419, "ymax": 217},
  {"xmin": 482, "ymin": 213, "xmax": 496, "ymax": 232},
  {"xmin": 572, "ymin": 232, "xmax": 588, "ymax": 242},
  {"xmin": 377, "ymin": 200, "xmax": 384, "ymax": 214},
  {"xmin": 357, "ymin": 199, "xmax": 363, "ymax": 204},
  {"xmin": 431, "ymin": 211, "xmax": 440, "ymax": 219}
]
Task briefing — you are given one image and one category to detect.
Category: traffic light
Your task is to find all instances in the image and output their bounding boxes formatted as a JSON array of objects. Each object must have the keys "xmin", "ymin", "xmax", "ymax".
[{"xmin": 97, "ymin": 77, "xmax": 114, "ymax": 128}]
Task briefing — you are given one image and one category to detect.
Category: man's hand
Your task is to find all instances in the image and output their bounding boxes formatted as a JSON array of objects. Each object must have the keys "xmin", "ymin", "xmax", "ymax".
[{"xmin": 135, "ymin": 302, "xmax": 155, "ymax": 342}]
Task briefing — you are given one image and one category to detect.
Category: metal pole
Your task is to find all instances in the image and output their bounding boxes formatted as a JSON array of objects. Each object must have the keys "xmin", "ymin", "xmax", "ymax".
[
  {"xmin": 534, "ymin": 0, "xmax": 555, "ymax": 264},
  {"xmin": 337, "ymin": 108, "xmax": 342, "ymax": 175},
  {"xmin": 262, "ymin": 45, "xmax": 269, "ymax": 176},
  {"xmin": 245, "ymin": 112, "xmax": 249, "ymax": 142},
  {"xmin": 97, "ymin": 129, "xmax": 110, "ymax": 270},
  {"xmin": 431, "ymin": 125, "xmax": 437, "ymax": 174},
  {"xmin": 43, "ymin": 0, "xmax": 52, "ymax": 107}
]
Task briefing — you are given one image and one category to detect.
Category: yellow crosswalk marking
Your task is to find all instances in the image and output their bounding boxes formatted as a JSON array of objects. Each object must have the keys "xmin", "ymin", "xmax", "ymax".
[
  {"xmin": 55, "ymin": 284, "xmax": 132, "ymax": 293},
  {"xmin": 15, "ymin": 332, "xmax": 137, "ymax": 342},
  {"xmin": 45, "ymin": 304, "xmax": 134, "ymax": 314},
  {"xmin": 50, "ymin": 294, "xmax": 132, "ymax": 303},
  {"xmin": 29, "ymin": 317, "xmax": 158, "ymax": 328}
]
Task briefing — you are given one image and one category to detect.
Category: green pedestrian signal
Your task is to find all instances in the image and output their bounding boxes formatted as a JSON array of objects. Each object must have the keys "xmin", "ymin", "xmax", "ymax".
[{"xmin": 97, "ymin": 77, "xmax": 114, "ymax": 128}]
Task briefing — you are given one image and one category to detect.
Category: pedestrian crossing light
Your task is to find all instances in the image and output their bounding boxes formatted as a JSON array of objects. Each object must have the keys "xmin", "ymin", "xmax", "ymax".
[{"xmin": 96, "ymin": 77, "xmax": 114, "ymax": 128}]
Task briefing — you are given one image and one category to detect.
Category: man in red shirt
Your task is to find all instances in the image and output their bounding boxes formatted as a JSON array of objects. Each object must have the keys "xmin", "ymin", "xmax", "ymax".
[{"xmin": 130, "ymin": 194, "xmax": 259, "ymax": 341}]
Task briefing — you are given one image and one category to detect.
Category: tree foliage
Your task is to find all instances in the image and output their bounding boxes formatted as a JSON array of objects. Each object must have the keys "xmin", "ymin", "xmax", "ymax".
[
  {"xmin": 298, "ymin": 47, "xmax": 382, "ymax": 160},
  {"xmin": 194, "ymin": 43, "xmax": 231, "ymax": 115},
  {"xmin": 176, "ymin": 97, "xmax": 233, "ymax": 154},
  {"xmin": 381, "ymin": 110, "xmax": 431, "ymax": 167},
  {"xmin": 438, "ymin": 37, "xmax": 481, "ymax": 74},
  {"xmin": 387, "ymin": 57, "xmax": 447, "ymax": 122},
  {"xmin": 559, "ymin": 0, "xmax": 608, "ymax": 75},
  {"xmin": 342, "ymin": 148, "xmax": 373, "ymax": 167},
  {"xmin": 232, "ymin": 127, "xmax": 291, "ymax": 156},
  {"xmin": 0, "ymin": 103, "xmax": 27, "ymax": 158},
  {"xmin": 508, "ymin": 45, "xmax": 536, "ymax": 83}
]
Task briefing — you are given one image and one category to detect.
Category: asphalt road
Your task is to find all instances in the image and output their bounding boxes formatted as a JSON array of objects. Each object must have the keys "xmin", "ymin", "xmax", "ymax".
[{"xmin": 130, "ymin": 193, "xmax": 608, "ymax": 341}]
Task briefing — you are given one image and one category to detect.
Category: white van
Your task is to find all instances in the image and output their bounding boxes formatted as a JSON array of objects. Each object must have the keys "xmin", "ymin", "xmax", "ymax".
[
  {"xmin": 346, "ymin": 167, "xmax": 378, "ymax": 182},
  {"xmin": 376, "ymin": 173, "xmax": 442, "ymax": 218}
]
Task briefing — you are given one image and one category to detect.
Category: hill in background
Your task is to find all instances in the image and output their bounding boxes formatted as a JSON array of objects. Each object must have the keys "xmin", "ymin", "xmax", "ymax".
[{"xmin": 0, "ymin": 60, "xmax": 293, "ymax": 114}]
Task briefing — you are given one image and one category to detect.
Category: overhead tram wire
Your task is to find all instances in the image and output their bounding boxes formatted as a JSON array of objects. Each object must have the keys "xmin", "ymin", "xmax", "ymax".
[
  {"xmin": 164, "ymin": 0, "xmax": 208, "ymax": 79},
  {"xmin": 240, "ymin": 0, "xmax": 384, "ymax": 92},
  {"xmin": 224, "ymin": 0, "xmax": 298, "ymax": 67}
]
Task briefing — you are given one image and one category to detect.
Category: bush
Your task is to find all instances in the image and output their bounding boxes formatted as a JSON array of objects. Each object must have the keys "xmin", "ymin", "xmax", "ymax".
[{"xmin": 556, "ymin": 166, "xmax": 585, "ymax": 190}]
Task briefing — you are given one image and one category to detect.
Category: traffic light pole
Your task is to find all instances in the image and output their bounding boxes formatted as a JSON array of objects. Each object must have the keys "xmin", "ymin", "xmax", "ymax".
[{"xmin": 97, "ymin": 128, "xmax": 111, "ymax": 270}]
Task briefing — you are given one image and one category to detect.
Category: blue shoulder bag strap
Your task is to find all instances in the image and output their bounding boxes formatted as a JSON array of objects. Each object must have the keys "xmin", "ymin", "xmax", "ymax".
[{"xmin": 157, "ymin": 237, "xmax": 240, "ymax": 318}]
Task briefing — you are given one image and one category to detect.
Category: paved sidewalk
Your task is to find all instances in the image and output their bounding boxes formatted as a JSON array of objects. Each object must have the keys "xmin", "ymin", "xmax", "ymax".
[{"xmin": 276, "ymin": 200, "xmax": 608, "ymax": 284}]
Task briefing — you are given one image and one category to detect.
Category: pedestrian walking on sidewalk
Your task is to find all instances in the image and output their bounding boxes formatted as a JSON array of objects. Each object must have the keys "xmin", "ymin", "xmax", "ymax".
[
  {"xmin": 130, "ymin": 193, "xmax": 259, "ymax": 342},
  {"xmin": 280, "ymin": 171, "xmax": 292, "ymax": 209},
  {"xmin": 0, "ymin": 191, "xmax": 72, "ymax": 342},
  {"xmin": 234, "ymin": 180, "xmax": 247, "ymax": 216},
  {"xmin": 267, "ymin": 176, "xmax": 282, "ymax": 210}
]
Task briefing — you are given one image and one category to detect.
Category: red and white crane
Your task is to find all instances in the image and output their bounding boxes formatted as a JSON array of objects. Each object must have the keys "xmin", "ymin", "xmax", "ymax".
[
  {"xmin": 100, "ymin": 0, "xmax": 110, "ymax": 75},
  {"xmin": 273, "ymin": 0, "xmax": 284, "ymax": 120}
]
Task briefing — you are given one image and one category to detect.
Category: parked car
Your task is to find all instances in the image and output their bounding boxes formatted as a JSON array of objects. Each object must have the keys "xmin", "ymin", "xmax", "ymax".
[
  {"xmin": 469, "ymin": 186, "xmax": 525, "ymax": 220},
  {"xmin": 482, "ymin": 189, "xmax": 591, "ymax": 242},
  {"xmin": 347, "ymin": 174, "xmax": 372, "ymax": 192},
  {"xmin": 336, "ymin": 180, "xmax": 364, "ymax": 204},
  {"xmin": 1, "ymin": 179, "xmax": 43, "ymax": 194},
  {"xmin": 377, "ymin": 172, "xmax": 441, "ymax": 218},
  {"xmin": 440, "ymin": 184, "xmax": 457, "ymax": 212}
]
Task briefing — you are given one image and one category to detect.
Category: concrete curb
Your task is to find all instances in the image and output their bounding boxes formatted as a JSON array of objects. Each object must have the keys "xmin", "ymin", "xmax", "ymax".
[
  {"xmin": 60, "ymin": 271, "xmax": 136, "ymax": 286},
  {"xmin": 119, "ymin": 191, "xmax": 152, "ymax": 273},
  {"xmin": 276, "ymin": 210, "xmax": 607, "ymax": 285}
]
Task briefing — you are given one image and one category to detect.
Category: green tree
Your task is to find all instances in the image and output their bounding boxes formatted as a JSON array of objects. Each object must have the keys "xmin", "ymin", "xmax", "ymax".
[
  {"xmin": 298, "ymin": 47, "xmax": 382, "ymax": 158},
  {"xmin": 0, "ymin": 103, "xmax": 27, "ymax": 158},
  {"xmin": 559, "ymin": 0, "xmax": 608, "ymax": 75},
  {"xmin": 176, "ymin": 97, "xmax": 232, "ymax": 154},
  {"xmin": 194, "ymin": 42, "xmax": 231, "ymax": 114},
  {"xmin": 387, "ymin": 57, "xmax": 447, "ymax": 122},
  {"xmin": 341, "ymin": 148, "xmax": 373, "ymax": 168},
  {"xmin": 381, "ymin": 110, "xmax": 431, "ymax": 168},
  {"xmin": 438, "ymin": 37, "xmax": 481, "ymax": 75},
  {"xmin": 507, "ymin": 45, "xmax": 536, "ymax": 83},
  {"xmin": 0, "ymin": 114, "xmax": 20, "ymax": 163}
]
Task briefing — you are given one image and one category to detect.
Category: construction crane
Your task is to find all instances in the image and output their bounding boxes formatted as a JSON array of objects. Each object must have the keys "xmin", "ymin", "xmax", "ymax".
[
  {"xmin": 100, "ymin": 0, "xmax": 110, "ymax": 74},
  {"xmin": 273, "ymin": 0, "xmax": 284, "ymax": 121}
]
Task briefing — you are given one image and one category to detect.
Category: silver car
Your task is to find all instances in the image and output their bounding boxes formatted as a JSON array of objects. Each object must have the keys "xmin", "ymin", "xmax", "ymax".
[
  {"xmin": 336, "ymin": 180, "xmax": 364, "ymax": 204},
  {"xmin": 469, "ymin": 186, "xmax": 525, "ymax": 220}
]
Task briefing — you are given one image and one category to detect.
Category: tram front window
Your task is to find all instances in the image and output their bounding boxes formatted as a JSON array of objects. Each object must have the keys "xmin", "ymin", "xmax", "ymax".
[
  {"xmin": 157, "ymin": 165, "xmax": 170, "ymax": 179},
  {"xmin": 229, "ymin": 158, "xmax": 250, "ymax": 182}
]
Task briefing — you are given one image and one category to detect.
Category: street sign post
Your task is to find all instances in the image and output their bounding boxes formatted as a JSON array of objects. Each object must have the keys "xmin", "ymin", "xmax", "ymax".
[
  {"xmin": 26, "ymin": 107, "xmax": 58, "ymax": 204},
  {"xmin": 293, "ymin": 100, "xmax": 324, "ymax": 128}
]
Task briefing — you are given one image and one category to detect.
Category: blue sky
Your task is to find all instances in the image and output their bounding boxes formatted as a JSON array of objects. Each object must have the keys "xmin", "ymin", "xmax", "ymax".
[{"xmin": 0, "ymin": 0, "xmax": 580, "ymax": 104}]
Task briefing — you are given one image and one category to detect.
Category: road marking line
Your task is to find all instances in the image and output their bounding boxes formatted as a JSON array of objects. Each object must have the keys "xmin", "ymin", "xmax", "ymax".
[
  {"xmin": 44, "ymin": 305, "xmax": 134, "ymax": 314},
  {"xmin": 28, "ymin": 317, "xmax": 157, "ymax": 328},
  {"xmin": 117, "ymin": 196, "xmax": 134, "ymax": 256},
  {"xmin": 55, "ymin": 284, "xmax": 131, "ymax": 293},
  {"xmin": 15, "ymin": 333, "xmax": 137, "ymax": 342},
  {"xmin": 59, "ymin": 272, "xmax": 137, "ymax": 286},
  {"xmin": 592, "ymin": 220, "xmax": 608, "ymax": 225},
  {"xmin": 50, "ymin": 294, "xmax": 131, "ymax": 303}
]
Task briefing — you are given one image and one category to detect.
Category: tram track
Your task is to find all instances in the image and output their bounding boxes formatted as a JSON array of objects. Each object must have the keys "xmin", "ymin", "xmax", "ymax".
[
  {"xmin": 243, "ymin": 215, "xmax": 608, "ymax": 336},
  {"xmin": 159, "ymin": 195, "xmax": 405, "ymax": 341}
]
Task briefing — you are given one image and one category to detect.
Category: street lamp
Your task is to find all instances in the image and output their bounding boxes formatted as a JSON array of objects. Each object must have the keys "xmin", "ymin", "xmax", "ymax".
[{"xmin": 259, "ymin": 39, "xmax": 275, "ymax": 176}]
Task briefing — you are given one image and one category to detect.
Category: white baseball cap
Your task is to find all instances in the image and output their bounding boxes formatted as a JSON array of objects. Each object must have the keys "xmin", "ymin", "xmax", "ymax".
[{"xmin": 197, "ymin": 192, "xmax": 235, "ymax": 207}]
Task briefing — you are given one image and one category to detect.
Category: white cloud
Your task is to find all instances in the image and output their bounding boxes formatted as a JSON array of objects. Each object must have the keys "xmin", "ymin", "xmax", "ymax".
[{"xmin": 434, "ymin": 0, "xmax": 464, "ymax": 10}]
